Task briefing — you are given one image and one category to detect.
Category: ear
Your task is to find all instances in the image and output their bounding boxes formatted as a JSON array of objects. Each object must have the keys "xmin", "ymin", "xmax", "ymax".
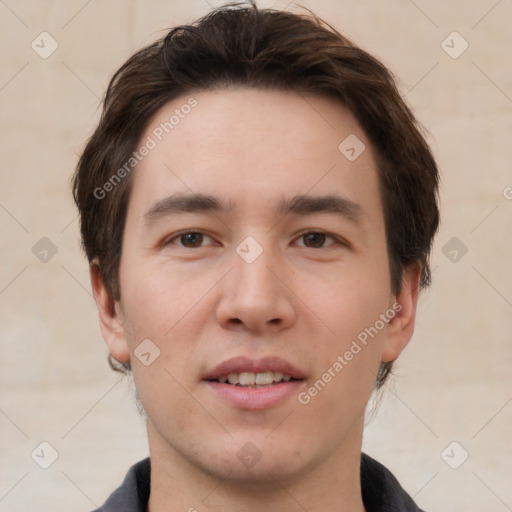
[
  {"xmin": 381, "ymin": 264, "xmax": 421, "ymax": 363},
  {"xmin": 89, "ymin": 262, "xmax": 130, "ymax": 364}
]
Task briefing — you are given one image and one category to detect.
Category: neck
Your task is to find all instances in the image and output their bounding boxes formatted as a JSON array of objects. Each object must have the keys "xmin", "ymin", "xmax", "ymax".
[{"xmin": 146, "ymin": 419, "xmax": 366, "ymax": 512}]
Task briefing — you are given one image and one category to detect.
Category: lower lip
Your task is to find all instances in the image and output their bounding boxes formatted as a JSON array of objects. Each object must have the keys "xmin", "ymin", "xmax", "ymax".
[{"xmin": 204, "ymin": 380, "xmax": 304, "ymax": 410}]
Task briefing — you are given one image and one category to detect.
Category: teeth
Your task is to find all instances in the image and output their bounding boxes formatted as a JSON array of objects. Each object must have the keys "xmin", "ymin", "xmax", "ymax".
[
  {"xmin": 218, "ymin": 371, "xmax": 293, "ymax": 386},
  {"xmin": 255, "ymin": 371, "xmax": 273, "ymax": 385},
  {"xmin": 239, "ymin": 372, "xmax": 255, "ymax": 386}
]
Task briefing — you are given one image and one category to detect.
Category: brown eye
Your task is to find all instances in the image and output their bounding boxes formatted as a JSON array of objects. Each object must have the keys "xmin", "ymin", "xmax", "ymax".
[
  {"xmin": 300, "ymin": 232, "xmax": 331, "ymax": 248},
  {"xmin": 179, "ymin": 232, "xmax": 204, "ymax": 247},
  {"xmin": 162, "ymin": 230, "xmax": 217, "ymax": 249}
]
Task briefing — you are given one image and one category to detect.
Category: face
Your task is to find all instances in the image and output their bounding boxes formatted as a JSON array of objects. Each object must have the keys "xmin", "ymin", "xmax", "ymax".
[{"xmin": 93, "ymin": 88, "xmax": 419, "ymax": 486}]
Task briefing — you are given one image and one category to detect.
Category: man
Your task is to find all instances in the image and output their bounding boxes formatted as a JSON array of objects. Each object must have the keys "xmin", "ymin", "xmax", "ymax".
[{"xmin": 73, "ymin": 2, "xmax": 439, "ymax": 511}]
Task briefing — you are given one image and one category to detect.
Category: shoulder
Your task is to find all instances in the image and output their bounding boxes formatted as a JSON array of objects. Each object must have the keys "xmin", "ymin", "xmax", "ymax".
[
  {"xmin": 361, "ymin": 453, "xmax": 427, "ymax": 512},
  {"xmin": 90, "ymin": 458, "xmax": 151, "ymax": 512}
]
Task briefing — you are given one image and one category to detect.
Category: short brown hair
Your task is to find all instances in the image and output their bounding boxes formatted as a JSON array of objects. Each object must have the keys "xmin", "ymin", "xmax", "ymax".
[{"xmin": 72, "ymin": 2, "xmax": 439, "ymax": 388}]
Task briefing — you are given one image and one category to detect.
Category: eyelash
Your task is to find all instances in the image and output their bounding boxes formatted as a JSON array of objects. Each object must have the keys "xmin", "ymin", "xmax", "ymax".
[{"xmin": 162, "ymin": 230, "xmax": 344, "ymax": 249}]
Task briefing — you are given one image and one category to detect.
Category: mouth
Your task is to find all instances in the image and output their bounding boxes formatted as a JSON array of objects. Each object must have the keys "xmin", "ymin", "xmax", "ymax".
[
  {"xmin": 204, "ymin": 355, "xmax": 306, "ymax": 384},
  {"xmin": 203, "ymin": 356, "xmax": 306, "ymax": 409},
  {"xmin": 208, "ymin": 370, "xmax": 299, "ymax": 387}
]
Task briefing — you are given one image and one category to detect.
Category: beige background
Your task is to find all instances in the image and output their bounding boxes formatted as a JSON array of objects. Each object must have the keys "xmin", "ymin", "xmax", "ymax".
[{"xmin": 1, "ymin": 0, "xmax": 511, "ymax": 510}]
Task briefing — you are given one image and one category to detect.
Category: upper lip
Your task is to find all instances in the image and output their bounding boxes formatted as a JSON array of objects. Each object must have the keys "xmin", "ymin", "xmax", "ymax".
[{"xmin": 204, "ymin": 356, "xmax": 306, "ymax": 380}]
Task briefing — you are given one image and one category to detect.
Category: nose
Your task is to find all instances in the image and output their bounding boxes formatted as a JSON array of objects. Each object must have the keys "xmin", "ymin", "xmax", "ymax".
[{"xmin": 215, "ymin": 241, "xmax": 297, "ymax": 335}]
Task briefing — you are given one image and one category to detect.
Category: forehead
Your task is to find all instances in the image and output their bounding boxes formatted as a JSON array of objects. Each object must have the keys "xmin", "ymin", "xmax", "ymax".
[{"xmin": 128, "ymin": 87, "xmax": 382, "ymax": 221}]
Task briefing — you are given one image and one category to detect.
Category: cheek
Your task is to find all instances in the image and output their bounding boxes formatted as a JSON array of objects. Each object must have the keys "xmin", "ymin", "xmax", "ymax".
[
  {"xmin": 118, "ymin": 259, "xmax": 215, "ymax": 399},
  {"xmin": 298, "ymin": 269, "xmax": 391, "ymax": 404},
  {"xmin": 300, "ymin": 325, "xmax": 385, "ymax": 422},
  {"xmin": 119, "ymin": 258, "xmax": 208, "ymax": 340},
  {"xmin": 299, "ymin": 266, "xmax": 389, "ymax": 342}
]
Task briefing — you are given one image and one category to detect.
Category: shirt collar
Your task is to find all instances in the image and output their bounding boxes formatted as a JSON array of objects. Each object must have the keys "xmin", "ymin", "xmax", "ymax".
[{"xmin": 94, "ymin": 453, "xmax": 425, "ymax": 512}]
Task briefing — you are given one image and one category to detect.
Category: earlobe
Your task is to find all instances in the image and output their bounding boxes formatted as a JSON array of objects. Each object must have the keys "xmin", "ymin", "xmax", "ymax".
[
  {"xmin": 89, "ymin": 262, "xmax": 131, "ymax": 364},
  {"xmin": 381, "ymin": 264, "xmax": 421, "ymax": 363}
]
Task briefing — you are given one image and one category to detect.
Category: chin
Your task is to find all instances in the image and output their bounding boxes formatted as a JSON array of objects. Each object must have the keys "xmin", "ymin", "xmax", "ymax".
[{"xmin": 193, "ymin": 436, "xmax": 317, "ymax": 488}]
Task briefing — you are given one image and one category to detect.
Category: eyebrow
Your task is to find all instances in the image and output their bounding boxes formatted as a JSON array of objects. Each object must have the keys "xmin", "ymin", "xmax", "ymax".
[
  {"xmin": 143, "ymin": 193, "xmax": 233, "ymax": 224},
  {"xmin": 143, "ymin": 192, "xmax": 363, "ymax": 225},
  {"xmin": 277, "ymin": 194, "xmax": 363, "ymax": 224}
]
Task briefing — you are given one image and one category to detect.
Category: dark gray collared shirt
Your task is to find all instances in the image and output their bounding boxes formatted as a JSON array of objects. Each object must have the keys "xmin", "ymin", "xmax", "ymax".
[{"xmin": 92, "ymin": 453, "xmax": 426, "ymax": 511}]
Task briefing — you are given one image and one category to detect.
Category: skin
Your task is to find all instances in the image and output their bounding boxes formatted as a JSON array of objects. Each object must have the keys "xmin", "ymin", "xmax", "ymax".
[{"xmin": 91, "ymin": 88, "xmax": 420, "ymax": 512}]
